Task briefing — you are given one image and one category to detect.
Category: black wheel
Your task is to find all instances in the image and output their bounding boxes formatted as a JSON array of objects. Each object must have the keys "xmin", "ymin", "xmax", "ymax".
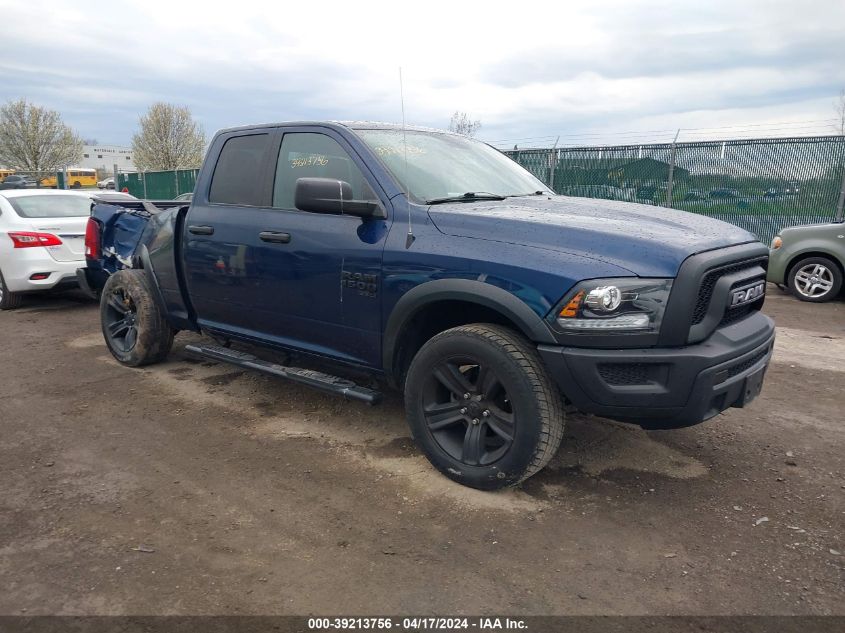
[
  {"xmin": 72, "ymin": 181, "xmax": 81, "ymax": 189},
  {"xmin": 100, "ymin": 269, "xmax": 174, "ymax": 366},
  {"xmin": 404, "ymin": 324, "xmax": 564, "ymax": 490},
  {"xmin": 0, "ymin": 268, "xmax": 23, "ymax": 310},
  {"xmin": 787, "ymin": 256, "xmax": 842, "ymax": 303}
]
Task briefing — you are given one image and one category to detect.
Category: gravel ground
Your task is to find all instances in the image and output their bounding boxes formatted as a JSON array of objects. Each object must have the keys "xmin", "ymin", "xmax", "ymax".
[{"xmin": 0, "ymin": 284, "xmax": 842, "ymax": 615}]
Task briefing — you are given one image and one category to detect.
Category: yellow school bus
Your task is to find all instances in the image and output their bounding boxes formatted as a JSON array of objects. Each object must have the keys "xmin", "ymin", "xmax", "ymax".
[
  {"xmin": 0, "ymin": 169, "xmax": 15, "ymax": 180},
  {"xmin": 40, "ymin": 168, "xmax": 98, "ymax": 188}
]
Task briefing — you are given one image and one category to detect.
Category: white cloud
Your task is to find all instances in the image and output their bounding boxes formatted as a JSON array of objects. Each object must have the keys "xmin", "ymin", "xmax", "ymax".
[{"xmin": 0, "ymin": 0, "xmax": 842, "ymax": 145}]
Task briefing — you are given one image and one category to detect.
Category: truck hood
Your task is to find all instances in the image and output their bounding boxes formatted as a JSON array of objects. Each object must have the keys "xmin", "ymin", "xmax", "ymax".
[{"xmin": 427, "ymin": 195, "xmax": 758, "ymax": 277}]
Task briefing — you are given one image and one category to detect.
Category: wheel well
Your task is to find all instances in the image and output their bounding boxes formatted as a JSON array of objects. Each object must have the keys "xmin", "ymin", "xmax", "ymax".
[
  {"xmin": 784, "ymin": 251, "xmax": 844, "ymax": 284},
  {"xmin": 390, "ymin": 299, "xmax": 529, "ymax": 387}
]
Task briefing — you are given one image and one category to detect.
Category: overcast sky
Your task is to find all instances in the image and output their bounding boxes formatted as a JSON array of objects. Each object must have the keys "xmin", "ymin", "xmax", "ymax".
[{"xmin": 2, "ymin": 0, "xmax": 844, "ymax": 148}]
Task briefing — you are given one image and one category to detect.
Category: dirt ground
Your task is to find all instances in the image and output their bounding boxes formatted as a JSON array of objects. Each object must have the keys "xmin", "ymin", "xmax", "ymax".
[{"xmin": 0, "ymin": 285, "xmax": 842, "ymax": 616}]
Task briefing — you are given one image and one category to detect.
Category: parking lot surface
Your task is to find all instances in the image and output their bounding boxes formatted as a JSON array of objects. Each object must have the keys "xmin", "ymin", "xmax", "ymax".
[{"xmin": 0, "ymin": 286, "xmax": 843, "ymax": 615}]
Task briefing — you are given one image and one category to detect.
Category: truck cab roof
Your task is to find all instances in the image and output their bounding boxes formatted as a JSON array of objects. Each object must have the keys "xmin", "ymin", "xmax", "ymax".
[{"xmin": 213, "ymin": 120, "xmax": 462, "ymax": 137}]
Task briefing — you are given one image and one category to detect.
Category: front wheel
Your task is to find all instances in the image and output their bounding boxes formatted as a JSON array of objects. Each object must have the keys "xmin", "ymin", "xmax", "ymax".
[
  {"xmin": 787, "ymin": 256, "xmax": 842, "ymax": 302},
  {"xmin": 100, "ymin": 269, "xmax": 174, "ymax": 366},
  {"xmin": 404, "ymin": 324, "xmax": 564, "ymax": 490}
]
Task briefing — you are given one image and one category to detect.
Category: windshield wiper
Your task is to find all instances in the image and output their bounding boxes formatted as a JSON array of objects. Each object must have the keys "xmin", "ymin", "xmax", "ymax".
[
  {"xmin": 507, "ymin": 190, "xmax": 550, "ymax": 197},
  {"xmin": 426, "ymin": 192, "xmax": 507, "ymax": 205}
]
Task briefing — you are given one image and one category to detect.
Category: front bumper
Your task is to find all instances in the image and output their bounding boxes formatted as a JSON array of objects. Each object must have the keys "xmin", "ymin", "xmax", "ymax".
[
  {"xmin": 538, "ymin": 311, "xmax": 775, "ymax": 429},
  {"xmin": 766, "ymin": 247, "xmax": 789, "ymax": 285}
]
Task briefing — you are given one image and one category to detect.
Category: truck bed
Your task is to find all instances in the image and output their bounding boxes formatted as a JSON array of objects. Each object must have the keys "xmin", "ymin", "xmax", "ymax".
[{"xmin": 88, "ymin": 199, "xmax": 187, "ymax": 275}]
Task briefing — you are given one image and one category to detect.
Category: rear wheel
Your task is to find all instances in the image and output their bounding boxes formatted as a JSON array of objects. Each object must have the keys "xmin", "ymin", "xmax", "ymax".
[
  {"xmin": 100, "ymin": 269, "xmax": 174, "ymax": 366},
  {"xmin": 404, "ymin": 324, "xmax": 564, "ymax": 490},
  {"xmin": 787, "ymin": 256, "xmax": 842, "ymax": 302},
  {"xmin": 0, "ymin": 269, "xmax": 23, "ymax": 310}
]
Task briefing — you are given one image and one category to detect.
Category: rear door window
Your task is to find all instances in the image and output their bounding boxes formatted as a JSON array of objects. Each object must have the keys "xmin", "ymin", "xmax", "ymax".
[{"xmin": 209, "ymin": 133, "xmax": 271, "ymax": 206}]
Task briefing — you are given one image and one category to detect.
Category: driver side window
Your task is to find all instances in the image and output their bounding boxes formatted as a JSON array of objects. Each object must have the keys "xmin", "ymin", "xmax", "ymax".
[{"xmin": 272, "ymin": 133, "xmax": 372, "ymax": 210}]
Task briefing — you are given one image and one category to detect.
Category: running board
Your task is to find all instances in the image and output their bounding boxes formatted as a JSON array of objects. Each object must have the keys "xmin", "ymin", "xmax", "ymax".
[{"xmin": 184, "ymin": 343, "xmax": 382, "ymax": 405}]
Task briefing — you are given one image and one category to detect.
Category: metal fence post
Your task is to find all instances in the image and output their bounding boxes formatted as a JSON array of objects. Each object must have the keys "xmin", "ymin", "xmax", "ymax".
[
  {"xmin": 664, "ymin": 129, "xmax": 680, "ymax": 208},
  {"xmin": 547, "ymin": 137, "xmax": 559, "ymax": 192},
  {"xmin": 836, "ymin": 162, "xmax": 845, "ymax": 222},
  {"xmin": 174, "ymin": 170, "xmax": 180, "ymax": 197},
  {"xmin": 142, "ymin": 171, "xmax": 147, "ymax": 199},
  {"xmin": 113, "ymin": 163, "xmax": 119, "ymax": 191}
]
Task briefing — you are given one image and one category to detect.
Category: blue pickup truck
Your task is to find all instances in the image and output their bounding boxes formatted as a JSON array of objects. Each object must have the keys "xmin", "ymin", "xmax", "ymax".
[{"xmin": 80, "ymin": 122, "xmax": 775, "ymax": 490}]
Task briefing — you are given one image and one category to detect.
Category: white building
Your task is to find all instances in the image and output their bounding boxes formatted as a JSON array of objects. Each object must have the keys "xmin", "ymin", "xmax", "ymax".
[{"xmin": 80, "ymin": 144, "xmax": 136, "ymax": 173}]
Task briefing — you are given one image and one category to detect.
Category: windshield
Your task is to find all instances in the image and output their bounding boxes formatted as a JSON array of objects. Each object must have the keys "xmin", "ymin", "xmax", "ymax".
[
  {"xmin": 354, "ymin": 129, "xmax": 549, "ymax": 203},
  {"xmin": 8, "ymin": 195, "xmax": 92, "ymax": 218}
]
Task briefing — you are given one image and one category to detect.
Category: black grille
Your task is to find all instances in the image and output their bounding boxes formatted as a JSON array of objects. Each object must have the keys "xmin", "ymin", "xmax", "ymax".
[
  {"xmin": 692, "ymin": 258, "xmax": 767, "ymax": 325},
  {"xmin": 598, "ymin": 363, "xmax": 651, "ymax": 386},
  {"xmin": 727, "ymin": 348, "xmax": 768, "ymax": 378},
  {"xmin": 720, "ymin": 305, "xmax": 753, "ymax": 326}
]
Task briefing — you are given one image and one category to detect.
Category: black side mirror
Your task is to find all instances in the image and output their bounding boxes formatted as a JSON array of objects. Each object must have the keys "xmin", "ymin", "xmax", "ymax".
[{"xmin": 294, "ymin": 177, "xmax": 384, "ymax": 218}]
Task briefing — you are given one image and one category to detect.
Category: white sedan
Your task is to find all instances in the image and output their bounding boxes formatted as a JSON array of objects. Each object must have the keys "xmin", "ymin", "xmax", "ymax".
[{"xmin": 0, "ymin": 189, "xmax": 134, "ymax": 309}]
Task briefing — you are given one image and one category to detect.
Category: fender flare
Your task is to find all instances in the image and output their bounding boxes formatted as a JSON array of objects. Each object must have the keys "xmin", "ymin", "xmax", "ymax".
[
  {"xmin": 137, "ymin": 245, "xmax": 196, "ymax": 332},
  {"xmin": 382, "ymin": 278, "xmax": 556, "ymax": 378},
  {"xmin": 137, "ymin": 245, "xmax": 171, "ymax": 320},
  {"xmin": 783, "ymin": 247, "xmax": 845, "ymax": 280}
]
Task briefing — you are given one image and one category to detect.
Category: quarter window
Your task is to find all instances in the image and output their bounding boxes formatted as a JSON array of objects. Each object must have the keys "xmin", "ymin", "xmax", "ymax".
[
  {"xmin": 209, "ymin": 134, "xmax": 270, "ymax": 206},
  {"xmin": 272, "ymin": 133, "xmax": 372, "ymax": 210}
]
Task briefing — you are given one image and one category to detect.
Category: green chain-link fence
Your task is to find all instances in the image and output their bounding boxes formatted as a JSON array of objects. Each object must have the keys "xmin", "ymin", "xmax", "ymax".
[
  {"xmin": 117, "ymin": 168, "xmax": 199, "ymax": 199},
  {"xmin": 505, "ymin": 135, "xmax": 845, "ymax": 246}
]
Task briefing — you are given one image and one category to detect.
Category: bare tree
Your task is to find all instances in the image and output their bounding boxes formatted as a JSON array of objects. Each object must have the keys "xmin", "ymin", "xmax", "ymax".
[
  {"xmin": 132, "ymin": 103, "xmax": 206, "ymax": 171},
  {"xmin": 0, "ymin": 98, "xmax": 83, "ymax": 178},
  {"xmin": 835, "ymin": 89, "xmax": 845, "ymax": 135},
  {"xmin": 448, "ymin": 111, "xmax": 482, "ymax": 137}
]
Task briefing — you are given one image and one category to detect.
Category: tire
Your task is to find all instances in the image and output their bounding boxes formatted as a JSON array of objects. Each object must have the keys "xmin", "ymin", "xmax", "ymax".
[
  {"xmin": 100, "ymin": 269, "xmax": 174, "ymax": 366},
  {"xmin": 0, "ymin": 268, "xmax": 23, "ymax": 310},
  {"xmin": 404, "ymin": 324, "xmax": 564, "ymax": 490},
  {"xmin": 787, "ymin": 256, "xmax": 843, "ymax": 303}
]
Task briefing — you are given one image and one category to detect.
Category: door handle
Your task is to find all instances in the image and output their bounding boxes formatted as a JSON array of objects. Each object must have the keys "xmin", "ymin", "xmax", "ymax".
[
  {"xmin": 259, "ymin": 231, "xmax": 291, "ymax": 244},
  {"xmin": 188, "ymin": 225, "xmax": 214, "ymax": 235}
]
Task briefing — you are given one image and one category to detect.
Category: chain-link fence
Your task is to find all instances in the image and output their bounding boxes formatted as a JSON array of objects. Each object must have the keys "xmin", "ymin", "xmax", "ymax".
[
  {"xmin": 116, "ymin": 168, "xmax": 199, "ymax": 199},
  {"xmin": 505, "ymin": 135, "xmax": 845, "ymax": 245}
]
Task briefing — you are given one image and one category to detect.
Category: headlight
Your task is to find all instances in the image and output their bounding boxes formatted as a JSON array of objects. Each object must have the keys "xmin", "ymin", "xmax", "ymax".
[
  {"xmin": 554, "ymin": 278, "xmax": 673, "ymax": 334},
  {"xmin": 771, "ymin": 236, "xmax": 782, "ymax": 250}
]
